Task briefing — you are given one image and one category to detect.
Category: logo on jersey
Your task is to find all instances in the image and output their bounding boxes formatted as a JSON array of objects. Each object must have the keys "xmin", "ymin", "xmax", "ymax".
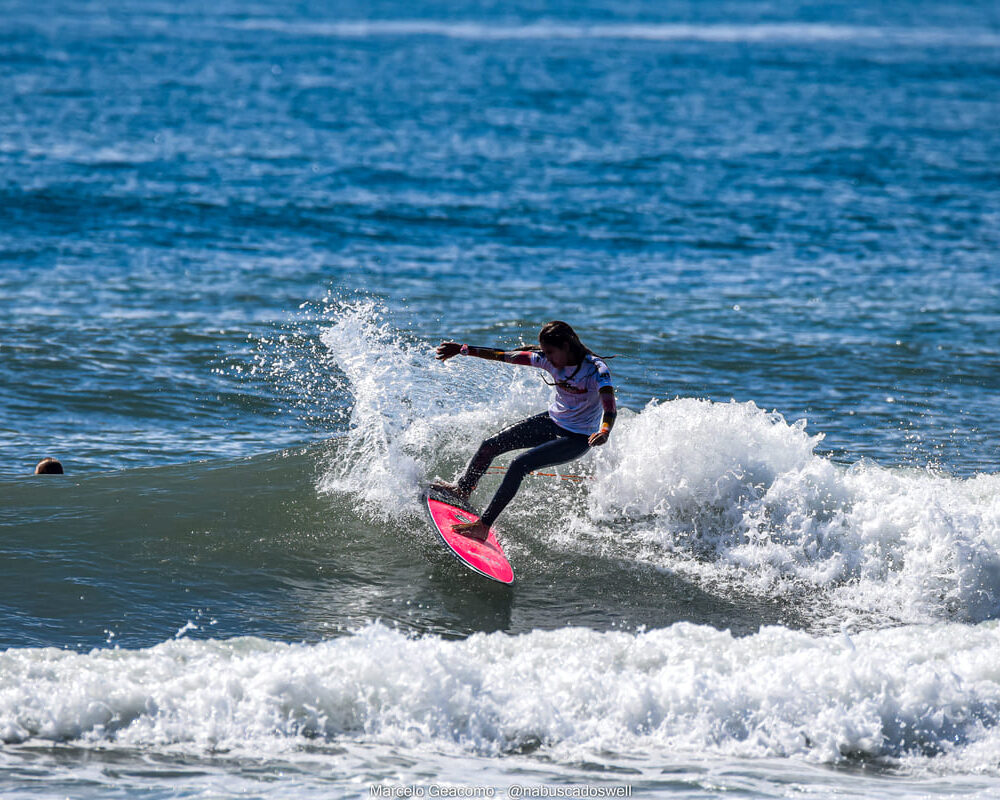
[{"xmin": 552, "ymin": 379, "xmax": 588, "ymax": 394}]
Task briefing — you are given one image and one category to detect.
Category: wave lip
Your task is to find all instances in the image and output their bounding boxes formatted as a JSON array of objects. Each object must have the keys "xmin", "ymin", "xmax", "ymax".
[{"xmin": 316, "ymin": 300, "xmax": 547, "ymax": 517}]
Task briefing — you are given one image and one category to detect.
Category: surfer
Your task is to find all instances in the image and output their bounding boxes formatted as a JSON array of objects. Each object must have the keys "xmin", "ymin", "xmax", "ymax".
[{"xmin": 434, "ymin": 321, "xmax": 616, "ymax": 540}]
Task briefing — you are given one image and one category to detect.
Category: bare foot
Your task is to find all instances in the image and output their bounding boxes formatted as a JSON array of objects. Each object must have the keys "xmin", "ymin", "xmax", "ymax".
[
  {"xmin": 451, "ymin": 521, "xmax": 489, "ymax": 541},
  {"xmin": 431, "ymin": 481, "xmax": 470, "ymax": 502}
]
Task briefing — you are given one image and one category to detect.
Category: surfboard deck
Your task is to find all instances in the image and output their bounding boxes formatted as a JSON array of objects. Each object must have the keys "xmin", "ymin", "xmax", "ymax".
[{"xmin": 421, "ymin": 485, "xmax": 514, "ymax": 585}]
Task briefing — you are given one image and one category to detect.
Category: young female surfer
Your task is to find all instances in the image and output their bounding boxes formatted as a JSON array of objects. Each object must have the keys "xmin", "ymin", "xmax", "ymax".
[{"xmin": 434, "ymin": 320, "xmax": 616, "ymax": 540}]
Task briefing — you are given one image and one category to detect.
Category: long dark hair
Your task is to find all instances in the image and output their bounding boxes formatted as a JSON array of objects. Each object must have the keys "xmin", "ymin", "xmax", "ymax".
[
  {"xmin": 537, "ymin": 320, "xmax": 592, "ymax": 363},
  {"xmin": 524, "ymin": 319, "xmax": 614, "ymax": 386},
  {"xmin": 528, "ymin": 321, "xmax": 613, "ymax": 388}
]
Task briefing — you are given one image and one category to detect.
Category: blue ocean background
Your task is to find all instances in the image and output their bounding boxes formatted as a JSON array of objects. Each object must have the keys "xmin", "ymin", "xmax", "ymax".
[{"xmin": 2, "ymin": 1, "xmax": 1000, "ymax": 797}]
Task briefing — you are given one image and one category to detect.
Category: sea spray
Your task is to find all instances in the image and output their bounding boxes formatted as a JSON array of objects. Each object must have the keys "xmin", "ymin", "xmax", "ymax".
[{"xmin": 316, "ymin": 301, "xmax": 548, "ymax": 519}]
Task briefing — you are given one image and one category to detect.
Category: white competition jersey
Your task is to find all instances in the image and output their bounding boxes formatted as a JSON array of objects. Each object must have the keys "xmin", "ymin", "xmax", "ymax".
[{"xmin": 527, "ymin": 352, "xmax": 614, "ymax": 434}]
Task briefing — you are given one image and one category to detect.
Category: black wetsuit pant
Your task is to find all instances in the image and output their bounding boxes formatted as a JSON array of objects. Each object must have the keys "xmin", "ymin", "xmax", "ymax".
[{"xmin": 457, "ymin": 412, "xmax": 591, "ymax": 528}]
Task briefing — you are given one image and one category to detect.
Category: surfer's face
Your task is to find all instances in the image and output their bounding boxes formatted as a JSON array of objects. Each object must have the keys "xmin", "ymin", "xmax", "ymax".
[{"xmin": 540, "ymin": 342, "xmax": 573, "ymax": 368}]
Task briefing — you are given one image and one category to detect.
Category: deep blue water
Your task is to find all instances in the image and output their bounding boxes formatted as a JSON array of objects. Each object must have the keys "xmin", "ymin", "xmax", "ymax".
[{"xmin": 2, "ymin": 1, "xmax": 1000, "ymax": 797}]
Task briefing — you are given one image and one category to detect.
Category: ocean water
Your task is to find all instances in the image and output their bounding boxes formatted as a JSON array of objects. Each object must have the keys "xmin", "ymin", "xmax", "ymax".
[{"xmin": 2, "ymin": 0, "xmax": 1000, "ymax": 797}]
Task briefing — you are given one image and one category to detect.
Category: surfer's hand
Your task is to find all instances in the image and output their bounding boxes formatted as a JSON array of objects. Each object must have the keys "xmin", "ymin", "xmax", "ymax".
[
  {"xmin": 436, "ymin": 341, "xmax": 462, "ymax": 361},
  {"xmin": 588, "ymin": 430, "xmax": 609, "ymax": 447}
]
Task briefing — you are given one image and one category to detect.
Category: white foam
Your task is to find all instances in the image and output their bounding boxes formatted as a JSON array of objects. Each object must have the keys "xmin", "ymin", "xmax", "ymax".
[
  {"xmin": 576, "ymin": 398, "xmax": 1000, "ymax": 625},
  {"xmin": 314, "ymin": 303, "xmax": 1000, "ymax": 626},
  {"xmin": 228, "ymin": 20, "xmax": 1000, "ymax": 48},
  {"xmin": 316, "ymin": 300, "xmax": 547, "ymax": 518},
  {"xmin": 3, "ymin": 622, "xmax": 1000, "ymax": 775}
]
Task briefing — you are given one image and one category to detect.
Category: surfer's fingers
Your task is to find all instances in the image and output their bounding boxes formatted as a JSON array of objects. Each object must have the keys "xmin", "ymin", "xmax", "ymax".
[{"xmin": 436, "ymin": 341, "xmax": 459, "ymax": 360}]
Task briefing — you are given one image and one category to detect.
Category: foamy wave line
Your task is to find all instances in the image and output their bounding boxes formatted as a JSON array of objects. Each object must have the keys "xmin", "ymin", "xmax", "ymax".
[
  {"xmin": 575, "ymin": 398, "xmax": 1000, "ymax": 625},
  {"xmin": 3, "ymin": 622, "xmax": 1000, "ymax": 773},
  {"xmin": 231, "ymin": 20, "xmax": 1000, "ymax": 47}
]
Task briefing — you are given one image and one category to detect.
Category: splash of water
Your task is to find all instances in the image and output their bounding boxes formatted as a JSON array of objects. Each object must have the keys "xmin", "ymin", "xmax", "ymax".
[
  {"xmin": 312, "ymin": 302, "xmax": 1000, "ymax": 626},
  {"xmin": 575, "ymin": 399, "xmax": 1000, "ymax": 625},
  {"xmin": 316, "ymin": 300, "xmax": 547, "ymax": 518}
]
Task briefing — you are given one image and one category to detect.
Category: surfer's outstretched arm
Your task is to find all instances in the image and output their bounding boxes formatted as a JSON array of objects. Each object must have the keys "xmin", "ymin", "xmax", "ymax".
[{"xmin": 436, "ymin": 341, "xmax": 534, "ymax": 365}]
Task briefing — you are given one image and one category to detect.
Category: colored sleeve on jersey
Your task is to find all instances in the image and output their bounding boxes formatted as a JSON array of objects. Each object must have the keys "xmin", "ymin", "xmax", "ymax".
[
  {"xmin": 600, "ymin": 386, "xmax": 617, "ymax": 415},
  {"xmin": 464, "ymin": 346, "xmax": 507, "ymax": 361},
  {"xmin": 505, "ymin": 350, "xmax": 544, "ymax": 367}
]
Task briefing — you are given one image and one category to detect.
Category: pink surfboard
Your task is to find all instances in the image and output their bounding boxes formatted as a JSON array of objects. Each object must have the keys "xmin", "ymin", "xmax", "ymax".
[{"xmin": 422, "ymin": 488, "xmax": 514, "ymax": 585}]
